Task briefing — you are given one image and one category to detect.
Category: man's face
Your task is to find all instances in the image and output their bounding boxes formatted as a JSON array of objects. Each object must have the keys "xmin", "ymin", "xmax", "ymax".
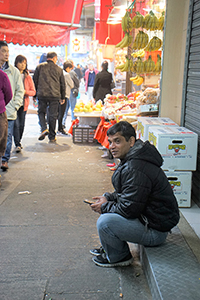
[
  {"xmin": 108, "ymin": 132, "xmax": 135, "ymax": 160},
  {"xmin": 0, "ymin": 46, "xmax": 9, "ymax": 64}
]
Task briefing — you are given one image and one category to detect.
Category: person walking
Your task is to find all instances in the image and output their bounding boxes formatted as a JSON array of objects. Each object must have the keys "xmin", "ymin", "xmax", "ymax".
[
  {"xmin": 93, "ymin": 61, "xmax": 114, "ymax": 104},
  {"xmin": 33, "ymin": 52, "xmax": 66, "ymax": 143},
  {"xmin": 13, "ymin": 55, "xmax": 36, "ymax": 152},
  {"xmin": 62, "ymin": 59, "xmax": 79, "ymax": 127},
  {"xmin": 0, "ymin": 69, "xmax": 12, "ymax": 178},
  {"xmin": 0, "ymin": 40, "xmax": 24, "ymax": 171},
  {"xmin": 57, "ymin": 61, "xmax": 74, "ymax": 135},
  {"xmin": 85, "ymin": 61, "xmax": 98, "ymax": 102},
  {"xmin": 74, "ymin": 63, "xmax": 83, "ymax": 81},
  {"xmin": 89, "ymin": 121, "xmax": 180, "ymax": 267}
]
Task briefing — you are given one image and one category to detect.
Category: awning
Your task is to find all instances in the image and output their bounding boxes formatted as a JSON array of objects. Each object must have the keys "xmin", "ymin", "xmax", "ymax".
[
  {"xmin": 0, "ymin": 0, "xmax": 84, "ymax": 46},
  {"xmin": 97, "ymin": 0, "xmax": 123, "ymax": 45}
]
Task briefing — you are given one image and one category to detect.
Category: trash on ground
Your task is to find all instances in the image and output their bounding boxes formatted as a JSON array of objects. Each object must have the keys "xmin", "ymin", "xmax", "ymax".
[{"xmin": 18, "ymin": 191, "xmax": 32, "ymax": 195}]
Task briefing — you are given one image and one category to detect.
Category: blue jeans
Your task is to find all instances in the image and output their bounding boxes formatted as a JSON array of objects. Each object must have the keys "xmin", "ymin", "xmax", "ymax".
[
  {"xmin": 62, "ymin": 91, "xmax": 77, "ymax": 126},
  {"xmin": 97, "ymin": 213, "xmax": 168, "ymax": 263},
  {"xmin": 2, "ymin": 120, "xmax": 15, "ymax": 163}
]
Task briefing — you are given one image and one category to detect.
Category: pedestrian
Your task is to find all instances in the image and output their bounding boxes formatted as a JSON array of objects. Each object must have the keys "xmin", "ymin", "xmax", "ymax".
[
  {"xmin": 0, "ymin": 69, "xmax": 12, "ymax": 178},
  {"xmin": 74, "ymin": 63, "xmax": 83, "ymax": 81},
  {"xmin": 62, "ymin": 59, "xmax": 79, "ymax": 127},
  {"xmin": 0, "ymin": 40, "xmax": 24, "ymax": 171},
  {"xmin": 33, "ymin": 52, "xmax": 66, "ymax": 143},
  {"xmin": 93, "ymin": 60, "xmax": 114, "ymax": 104},
  {"xmin": 13, "ymin": 55, "xmax": 36, "ymax": 152},
  {"xmin": 57, "ymin": 61, "xmax": 74, "ymax": 135},
  {"xmin": 89, "ymin": 121, "xmax": 180, "ymax": 267},
  {"xmin": 84, "ymin": 61, "xmax": 98, "ymax": 102}
]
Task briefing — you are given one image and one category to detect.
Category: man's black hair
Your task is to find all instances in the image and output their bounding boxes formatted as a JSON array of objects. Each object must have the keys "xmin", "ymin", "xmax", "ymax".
[
  {"xmin": 63, "ymin": 61, "xmax": 73, "ymax": 70},
  {"xmin": 47, "ymin": 52, "xmax": 57, "ymax": 59},
  {"xmin": 0, "ymin": 40, "xmax": 8, "ymax": 49},
  {"xmin": 107, "ymin": 121, "xmax": 136, "ymax": 141}
]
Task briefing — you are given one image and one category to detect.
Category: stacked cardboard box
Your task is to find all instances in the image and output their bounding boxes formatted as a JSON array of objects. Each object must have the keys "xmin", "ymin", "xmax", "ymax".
[{"xmin": 136, "ymin": 118, "xmax": 198, "ymax": 207}]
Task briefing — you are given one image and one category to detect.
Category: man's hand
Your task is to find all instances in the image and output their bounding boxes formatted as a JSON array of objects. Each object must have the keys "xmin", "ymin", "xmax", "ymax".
[
  {"xmin": 90, "ymin": 196, "xmax": 107, "ymax": 214},
  {"xmin": 59, "ymin": 99, "xmax": 65, "ymax": 105}
]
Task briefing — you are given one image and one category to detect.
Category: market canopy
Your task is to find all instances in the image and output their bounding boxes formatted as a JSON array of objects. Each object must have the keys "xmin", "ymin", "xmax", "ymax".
[{"xmin": 0, "ymin": 0, "xmax": 84, "ymax": 46}]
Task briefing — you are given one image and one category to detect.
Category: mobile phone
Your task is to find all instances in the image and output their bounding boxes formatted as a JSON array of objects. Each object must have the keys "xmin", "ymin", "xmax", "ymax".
[{"xmin": 83, "ymin": 199, "xmax": 95, "ymax": 205}]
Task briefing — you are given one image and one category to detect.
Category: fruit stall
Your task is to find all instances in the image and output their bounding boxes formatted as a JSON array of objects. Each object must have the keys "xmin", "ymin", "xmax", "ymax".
[{"xmin": 72, "ymin": 1, "xmax": 165, "ymax": 144}]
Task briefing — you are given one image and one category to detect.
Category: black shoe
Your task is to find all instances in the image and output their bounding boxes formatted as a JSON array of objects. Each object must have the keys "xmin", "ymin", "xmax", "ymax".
[
  {"xmin": 38, "ymin": 129, "xmax": 49, "ymax": 141},
  {"xmin": 92, "ymin": 252, "xmax": 133, "ymax": 268},
  {"xmin": 58, "ymin": 129, "xmax": 69, "ymax": 135},
  {"xmin": 90, "ymin": 246, "xmax": 105, "ymax": 256},
  {"xmin": 15, "ymin": 146, "xmax": 21, "ymax": 153}
]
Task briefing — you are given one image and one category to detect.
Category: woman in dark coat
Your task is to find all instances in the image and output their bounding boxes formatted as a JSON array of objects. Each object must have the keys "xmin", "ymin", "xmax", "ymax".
[{"xmin": 93, "ymin": 61, "xmax": 113, "ymax": 103}]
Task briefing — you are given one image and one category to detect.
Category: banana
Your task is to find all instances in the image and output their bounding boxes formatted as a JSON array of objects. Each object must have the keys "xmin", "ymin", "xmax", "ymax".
[
  {"xmin": 143, "ymin": 13, "xmax": 151, "ymax": 30},
  {"xmin": 132, "ymin": 49, "xmax": 145, "ymax": 58},
  {"xmin": 132, "ymin": 11, "xmax": 144, "ymax": 28},
  {"xmin": 149, "ymin": 11, "xmax": 158, "ymax": 31},
  {"xmin": 130, "ymin": 75, "xmax": 144, "ymax": 85},
  {"xmin": 155, "ymin": 54, "xmax": 162, "ymax": 73},
  {"xmin": 130, "ymin": 75, "xmax": 139, "ymax": 81},
  {"xmin": 121, "ymin": 11, "xmax": 133, "ymax": 33},
  {"xmin": 136, "ymin": 57, "xmax": 144, "ymax": 74},
  {"xmin": 144, "ymin": 56, "xmax": 155, "ymax": 73},
  {"xmin": 157, "ymin": 11, "xmax": 165, "ymax": 30},
  {"xmin": 116, "ymin": 34, "xmax": 129, "ymax": 48}
]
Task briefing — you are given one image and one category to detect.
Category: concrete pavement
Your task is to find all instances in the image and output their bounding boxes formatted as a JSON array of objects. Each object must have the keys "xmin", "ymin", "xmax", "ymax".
[{"xmin": 0, "ymin": 113, "xmax": 151, "ymax": 300}]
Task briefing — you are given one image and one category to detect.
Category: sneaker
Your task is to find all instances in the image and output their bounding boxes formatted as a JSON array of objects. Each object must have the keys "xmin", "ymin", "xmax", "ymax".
[
  {"xmin": 90, "ymin": 246, "xmax": 105, "ymax": 256},
  {"xmin": 1, "ymin": 161, "xmax": 8, "ymax": 171},
  {"xmin": 15, "ymin": 146, "xmax": 21, "ymax": 153},
  {"xmin": 38, "ymin": 129, "xmax": 49, "ymax": 141},
  {"xmin": 49, "ymin": 138, "xmax": 57, "ymax": 143},
  {"xmin": 58, "ymin": 129, "xmax": 69, "ymax": 135},
  {"xmin": 92, "ymin": 252, "xmax": 133, "ymax": 268}
]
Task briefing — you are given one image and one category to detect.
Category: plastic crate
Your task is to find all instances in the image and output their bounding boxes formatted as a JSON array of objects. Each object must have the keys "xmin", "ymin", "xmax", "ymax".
[{"xmin": 72, "ymin": 125, "xmax": 97, "ymax": 143}]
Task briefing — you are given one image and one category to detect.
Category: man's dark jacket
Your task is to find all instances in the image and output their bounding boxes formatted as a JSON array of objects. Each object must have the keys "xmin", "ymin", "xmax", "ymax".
[
  {"xmin": 33, "ymin": 60, "xmax": 65, "ymax": 100},
  {"xmin": 102, "ymin": 139, "xmax": 180, "ymax": 232}
]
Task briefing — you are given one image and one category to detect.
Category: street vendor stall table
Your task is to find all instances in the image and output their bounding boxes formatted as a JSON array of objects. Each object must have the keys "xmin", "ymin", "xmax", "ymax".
[{"xmin": 74, "ymin": 112, "xmax": 101, "ymax": 126}]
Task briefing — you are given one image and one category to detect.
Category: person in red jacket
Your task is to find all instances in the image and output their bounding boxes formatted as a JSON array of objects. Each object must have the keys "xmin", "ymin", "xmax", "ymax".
[{"xmin": 13, "ymin": 55, "xmax": 36, "ymax": 152}]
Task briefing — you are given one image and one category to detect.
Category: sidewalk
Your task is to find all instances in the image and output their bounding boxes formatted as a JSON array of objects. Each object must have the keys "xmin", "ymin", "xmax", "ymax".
[
  {"xmin": 1, "ymin": 112, "xmax": 200, "ymax": 300},
  {"xmin": 0, "ymin": 113, "xmax": 151, "ymax": 300}
]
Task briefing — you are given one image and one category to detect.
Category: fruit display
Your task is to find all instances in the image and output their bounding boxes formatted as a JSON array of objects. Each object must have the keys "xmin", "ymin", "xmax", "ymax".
[
  {"xmin": 131, "ymin": 10, "xmax": 165, "ymax": 31},
  {"xmin": 130, "ymin": 75, "xmax": 144, "ymax": 86},
  {"xmin": 136, "ymin": 87, "xmax": 160, "ymax": 108},
  {"xmin": 145, "ymin": 36, "xmax": 162, "ymax": 51},
  {"xmin": 74, "ymin": 100, "xmax": 103, "ymax": 113},
  {"xmin": 132, "ymin": 31, "xmax": 149, "ymax": 50}
]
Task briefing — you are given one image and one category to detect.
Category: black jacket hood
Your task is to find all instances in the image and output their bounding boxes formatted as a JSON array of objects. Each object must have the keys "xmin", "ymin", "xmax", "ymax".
[{"xmin": 124, "ymin": 139, "xmax": 163, "ymax": 168}]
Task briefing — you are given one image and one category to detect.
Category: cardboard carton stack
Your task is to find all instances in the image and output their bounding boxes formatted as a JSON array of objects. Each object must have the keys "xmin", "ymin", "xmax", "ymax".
[{"xmin": 136, "ymin": 117, "xmax": 198, "ymax": 207}]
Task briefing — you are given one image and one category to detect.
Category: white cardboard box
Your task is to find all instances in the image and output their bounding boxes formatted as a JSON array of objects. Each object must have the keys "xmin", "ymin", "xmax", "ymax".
[
  {"xmin": 148, "ymin": 126, "xmax": 198, "ymax": 171},
  {"xmin": 137, "ymin": 117, "xmax": 178, "ymax": 141},
  {"xmin": 165, "ymin": 171, "xmax": 192, "ymax": 208}
]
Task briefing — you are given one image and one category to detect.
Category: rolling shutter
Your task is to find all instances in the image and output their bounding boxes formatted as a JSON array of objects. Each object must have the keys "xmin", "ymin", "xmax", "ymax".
[{"xmin": 182, "ymin": 0, "xmax": 200, "ymax": 205}]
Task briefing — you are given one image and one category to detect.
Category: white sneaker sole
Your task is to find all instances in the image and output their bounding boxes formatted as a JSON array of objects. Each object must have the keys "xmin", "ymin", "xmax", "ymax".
[{"xmin": 92, "ymin": 256, "xmax": 133, "ymax": 268}]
